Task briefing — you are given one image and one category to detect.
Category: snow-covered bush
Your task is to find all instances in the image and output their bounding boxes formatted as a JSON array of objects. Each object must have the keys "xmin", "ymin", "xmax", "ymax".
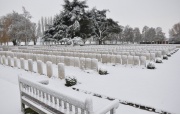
[
  {"xmin": 147, "ymin": 61, "xmax": 156, "ymax": 69},
  {"xmin": 167, "ymin": 53, "xmax": 171, "ymax": 57},
  {"xmin": 155, "ymin": 58, "xmax": 163, "ymax": 63},
  {"xmin": 163, "ymin": 55, "xmax": 168, "ymax": 60},
  {"xmin": 65, "ymin": 76, "xmax": 77, "ymax": 87},
  {"xmin": 99, "ymin": 67, "xmax": 108, "ymax": 75}
]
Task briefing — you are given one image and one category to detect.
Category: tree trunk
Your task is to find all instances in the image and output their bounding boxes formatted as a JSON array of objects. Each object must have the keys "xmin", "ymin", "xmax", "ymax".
[
  {"xmin": 12, "ymin": 40, "xmax": 17, "ymax": 46},
  {"xmin": 34, "ymin": 41, "xmax": 36, "ymax": 45},
  {"xmin": 99, "ymin": 40, "xmax": 103, "ymax": 45}
]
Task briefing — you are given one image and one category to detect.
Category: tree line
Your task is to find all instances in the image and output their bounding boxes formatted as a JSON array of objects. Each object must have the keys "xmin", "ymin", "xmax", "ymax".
[{"xmin": 0, "ymin": 0, "xmax": 179, "ymax": 45}]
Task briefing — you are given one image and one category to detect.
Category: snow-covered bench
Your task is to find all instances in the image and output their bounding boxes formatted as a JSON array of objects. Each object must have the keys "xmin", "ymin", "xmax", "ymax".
[{"xmin": 18, "ymin": 77, "xmax": 119, "ymax": 114}]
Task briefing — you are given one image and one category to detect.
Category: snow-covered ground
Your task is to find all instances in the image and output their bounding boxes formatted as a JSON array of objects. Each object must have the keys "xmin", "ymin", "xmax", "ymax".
[{"xmin": 0, "ymin": 49, "xmax": 180, "ymax": 114}]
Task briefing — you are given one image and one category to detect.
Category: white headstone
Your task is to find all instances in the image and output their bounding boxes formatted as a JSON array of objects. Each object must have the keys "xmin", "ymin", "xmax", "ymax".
[
  {"xmin": 80, "ymin": 58, "xmax": 85, "ymax": 69},
  {"xmin": 46, "ymin": 61, "xmax": 53, "ymax": 78},
  {"xmin": 58, "ymin": 63, "xmax": 65, "ymax": 79},
  {"xmin": 28, "ymin": 59, "xmax": 33, "ymax": 72},
  {"xmin": 106, "ymin": 54, "xmax": 111, "ymax": 63},
  {"xmin": 102, "ymin": 54, "xmax": 107, "ymax": 63},
  {"xmin": 51, "ymin": 55, "xmax": 56, "ymax": 64},
  {"xmin": 20, "ymin": 58, "xmax": 25, "ymax": 70},
  {"xmin": 133, "ymin": 56, "xmax": 139, "ymax": 66},
  {"xmin": 122, "ymin": 55, "xmax": 127, "ymax": 65},
  {"xmin": 115, "ymin": 55, "xmax": 121, "ymax": 64},
  {"xmin": 91, "ymin": 59, "xmax": 98, "ymax": 71},
  {"xmin": 7, "ymin": 56, "xmax": 12, "ymax": 66},
  {"xmin": 74, "ymin": 57, "xmax": 80, "ymax": 67},
  {"xmin": 150, "ymin": 53, "xmax": 156, "ymax": 61},
  {"xmin": 14, "ymin": 57, "xmax": 17, "ymax": 68},
  {"xmin": 140, "ymin": 56, "xmax": 146, "ymax": 67},
  {"xmin": 110, "ymin": 55, "xmax": 116, "ymax": 64},
  {"xmin": 85, "ymin": 58, "xmax": 91, "ymax": 69},
  {"xmin": 64, "ymin": 57, "xmax": 70, "ymax": 66},
  {"xmin": 96, "ymin": 54, "xmax": 101, "ymax": 62},
  {"xmin": 128, "ymin": 56, "xmax": 134, "ymax": 65},
  {"xmin": 69, "ymin": 57, "xmax": 75, "ymax": 67},
  {"xmin": 37, "ymin": 60, "xmax": 43, "ymax": 75}
]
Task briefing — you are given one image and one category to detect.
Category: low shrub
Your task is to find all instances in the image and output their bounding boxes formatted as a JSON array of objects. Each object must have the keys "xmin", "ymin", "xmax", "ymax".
[
  {"xmin": 99, "ymin": 67, "xmax": 108, "ymax": 75},
  {"xmin": 65, "ymin": 76, "xmax": 77, "ymax": 87},
  {"xmin": 167, "ymin": 53, "xmax": 171, "ymax": 57},
  {"xmin": 156, "ymin": 58, "xmax": 163, "ymax": 63},
  {"xmin": 147, "ymin": 62, "xmax": 156, "ymax": 69},
  {"xmin": 163, "ymin": 55, "xmax": 168, "ymax": 60}
]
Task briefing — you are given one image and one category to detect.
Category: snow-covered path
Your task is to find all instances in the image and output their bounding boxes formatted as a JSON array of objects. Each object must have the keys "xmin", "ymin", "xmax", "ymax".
[{"xmin": 0, "ymin": 79, "xmax": 21, "ymax": 114}]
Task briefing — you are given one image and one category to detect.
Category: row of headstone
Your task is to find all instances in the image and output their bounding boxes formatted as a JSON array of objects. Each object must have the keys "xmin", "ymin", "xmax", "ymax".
[
  {"xmin": 10, "ymin": 49, "xmax": 164, "ymax": 63},
  {"xmin": 0, "ymin": 55, "xmax": 65, "ymax": 79},
  {"xmin": 1, "ymin": 52, "xmax": 99, "ymax": 72},
  {"xmin": 102, "ymin": 54, "xmax": 146, "ymax": 66}
]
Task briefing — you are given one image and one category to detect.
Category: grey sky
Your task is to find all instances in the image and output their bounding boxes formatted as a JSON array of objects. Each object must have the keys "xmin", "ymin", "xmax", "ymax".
[{"xmin": 0, "ymin": 0, "xmax": 180, "ymax": 37}]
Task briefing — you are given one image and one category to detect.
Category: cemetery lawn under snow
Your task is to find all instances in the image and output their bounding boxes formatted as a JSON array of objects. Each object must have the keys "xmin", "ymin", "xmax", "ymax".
[{"xmin": 0, "ymin": 49, "xmax": 180, "ymax": 114}]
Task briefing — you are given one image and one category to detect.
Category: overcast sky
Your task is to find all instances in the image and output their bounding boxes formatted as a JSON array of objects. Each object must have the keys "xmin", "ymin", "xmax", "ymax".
[{"xmin": 0, "ymin": 0, "xmax": 180, "ymax": 37}]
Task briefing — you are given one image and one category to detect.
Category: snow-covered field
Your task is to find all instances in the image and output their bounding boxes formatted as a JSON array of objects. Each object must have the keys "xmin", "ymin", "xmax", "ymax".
[{"xmin": 0, "ymin": 48, "xmax": 180, "ymax": 114}]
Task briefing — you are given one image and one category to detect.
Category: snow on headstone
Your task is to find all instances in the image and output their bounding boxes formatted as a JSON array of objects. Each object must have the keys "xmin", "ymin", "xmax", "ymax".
[
  {"xmin": 102, "ymin": 54, "xmax": 107, "ymax": 63},
  {"xmin": 115, "ymin": 55, "xmax": 121, "ymax": 64},
  {"xmin": 7, "ymin": 56, "xmax": 12, "ymax": 67},
  {"xmin": 37, "ymin": 60, "xmax": 43, "ymax": 75},
  {"xmin": 28, "ymin": 59, "xmax": 33, "ymax": 72},
  {"xmin": 14, "ymin": 57, "xmax": 17, "ymax": 68},
  {"xmin": 20, "ymin": 58, "xmax": 25, "ymax": 70},
  {"xmin": 91, "ymin": 59, "xmax": 98, "ymax": 71},
  {"xmin": 58, "ymin": 63, "xmax": 65, "ymax": 79},
  {"xmin": 127, "ymin": 55, "xmax": 134, "ymax": 65},
  {"xmin": 46, "ymin": 61, "xmax": 53, "ymax": 78},
  {"xmin": 69, "ymin": 57, "xmax": 75, "ymax": 67},
  {"xmin": 85, "ymin": 97, "xmax": 93, "ymax": 114},
  {"xmin": 133, "ymin": 56, "xmax": 140, "ymax": 66},
  {"xmin": 85, "ymin": 58, "xmax": 91, "ymax": 70},
  {"xmin": 80, "ymin": 58, "xmax": 85, "ymax": 69},
  {"xmin": 140, "ymin": 56, "xmax": 146, "ymax": 67},
  {"xmin": 74, "ymin": 57, "xmax": 80, "ymax": 67},
  {"xmin": 122, "ymin": 55, "xmax": 127, "ymax": 65}
]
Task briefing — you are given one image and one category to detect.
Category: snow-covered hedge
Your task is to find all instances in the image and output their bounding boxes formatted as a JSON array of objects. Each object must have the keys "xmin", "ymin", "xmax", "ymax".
[
  {"xmin": 147, "ymin": 61, "xmax": 156, "ymax": 69},
  {"xmin": 163, "ymin": 55, "xmax": 168, "ymax": 60},
  {"xmin": 65, "ymin": 76, "xmax": 77, "ymax": 87},
  {"xmin": 99, "ymin": 67, "xmax": 108, "ymax": 75},
  {"xmin": 167, "ymin": 53, "xmax": 171, "ymax": 57},
  {"xmin": 156, "ymin": 58, "xmax": 163, "ymax": 63}
]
